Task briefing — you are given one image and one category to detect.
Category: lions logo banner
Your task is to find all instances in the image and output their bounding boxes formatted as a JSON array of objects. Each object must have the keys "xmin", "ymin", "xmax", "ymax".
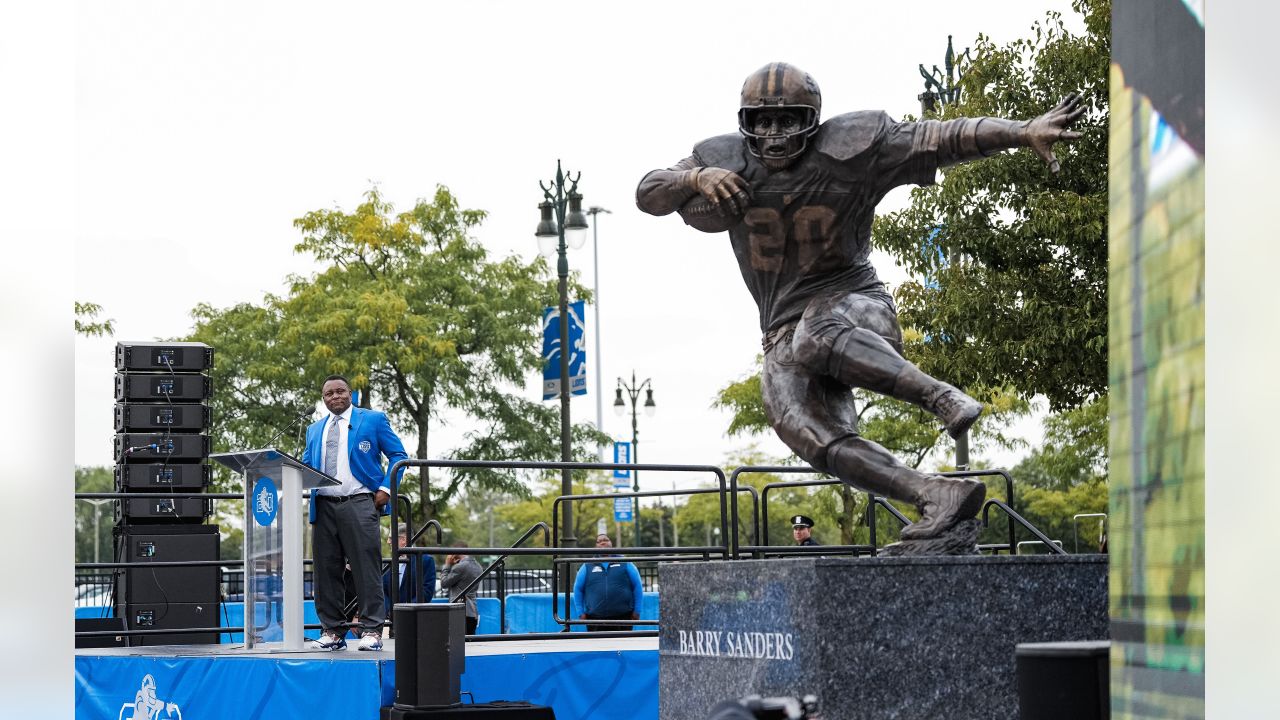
[{"xmin": 542, "ymin": 300, "xmax": 587, "ymax": 400}]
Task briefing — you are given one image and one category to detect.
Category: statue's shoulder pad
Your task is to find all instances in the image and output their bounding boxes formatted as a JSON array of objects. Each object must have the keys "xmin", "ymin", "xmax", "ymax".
[
  {"xmin": 692, "ymin": 134, "xmax": 749, "ymax": 173},
  {"xmin": 814, "ymin": 111, "xmax": 894, "ymax": 162}
]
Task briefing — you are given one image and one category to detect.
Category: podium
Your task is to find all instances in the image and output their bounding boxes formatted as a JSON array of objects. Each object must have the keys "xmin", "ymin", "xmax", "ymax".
[{"xmin": 211, "ymin": 448, "xmax": 338, "ymax": 650}]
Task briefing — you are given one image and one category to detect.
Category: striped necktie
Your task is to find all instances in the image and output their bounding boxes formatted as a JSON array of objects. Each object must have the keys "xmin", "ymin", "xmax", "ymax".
[{"xmin": 324, "ymin": 414, "xmax": 342, "ymax": 476}]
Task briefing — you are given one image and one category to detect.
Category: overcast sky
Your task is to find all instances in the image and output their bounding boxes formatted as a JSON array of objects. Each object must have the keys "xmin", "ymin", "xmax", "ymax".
[{"xmin": 74, "ymin": 0, "xmax": 1081, "ymax": 487}]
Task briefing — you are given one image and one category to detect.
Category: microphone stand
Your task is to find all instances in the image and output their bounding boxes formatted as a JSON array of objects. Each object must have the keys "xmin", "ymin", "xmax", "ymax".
[{"xmin": 263, "ymin": 411, "xmax": 312, "ymax": 451}]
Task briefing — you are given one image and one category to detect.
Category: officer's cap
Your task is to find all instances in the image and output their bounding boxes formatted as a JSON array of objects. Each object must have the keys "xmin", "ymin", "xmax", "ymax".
[{"xmin": 791, "ymin": 515, "xmax": 814, "ymax": 529}]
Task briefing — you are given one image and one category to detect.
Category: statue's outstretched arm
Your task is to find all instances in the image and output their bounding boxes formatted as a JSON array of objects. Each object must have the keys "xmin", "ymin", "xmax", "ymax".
[{"xmin": 934, "ymin": 93, "xmax": 1085, "ymax": 174}]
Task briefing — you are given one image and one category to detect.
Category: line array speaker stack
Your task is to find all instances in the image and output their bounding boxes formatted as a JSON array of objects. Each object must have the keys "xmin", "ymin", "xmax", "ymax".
[{"xmin": 112, "ymin": 341, "xmax": 220, "ymax": 646}]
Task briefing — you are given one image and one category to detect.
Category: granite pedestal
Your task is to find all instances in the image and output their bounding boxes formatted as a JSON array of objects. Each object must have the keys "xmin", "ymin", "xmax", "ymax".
[{"xmin": 658, "ymin": 555, "xmax": 1107, "ymax": 720}]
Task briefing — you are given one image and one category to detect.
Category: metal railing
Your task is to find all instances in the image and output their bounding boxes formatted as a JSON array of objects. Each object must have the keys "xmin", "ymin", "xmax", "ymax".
[
  {"xmin": 76, "ymin": 457, "xmax": 1074, "ymax": 644},
  {"xmin": 1072, "ymin": 513, "xmax": 1107, "ymax": 553},
  {"xmin": 731, "ymin": 466, "xmax": 1020, "ymax": 557}
]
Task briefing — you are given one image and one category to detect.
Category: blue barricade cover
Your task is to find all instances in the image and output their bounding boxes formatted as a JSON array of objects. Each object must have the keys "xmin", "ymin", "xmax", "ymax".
[
  {"xmin": 76, "ymin": 591, "xmax": 659, "ymax": 638},
  {"xmin": 75, "ymin": 646, "xmax": 659, "ymax": 720},
  {"xmin": 463, "ymin": 648, "xmax": 659, "ymax": 720},
  {"xmin": 75, "ymin": 654, "xmax": 386, "ymax": 720},
  {"xmin": 504, "ymin": 592, "xmax": 660, "ymax": 633}
]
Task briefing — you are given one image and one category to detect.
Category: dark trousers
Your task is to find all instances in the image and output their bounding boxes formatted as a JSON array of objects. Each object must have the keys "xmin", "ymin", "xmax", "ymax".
[
  {"xmin": 313, "ymin": 493, "xmax": 385, "ymax": 635},
  {"xmin": 584, "ymin": 613, "xmax": 633, "ymax": 632},
  {"xmin": 466, "ymin": 616, "xmax": 478, "ymax": 635}
]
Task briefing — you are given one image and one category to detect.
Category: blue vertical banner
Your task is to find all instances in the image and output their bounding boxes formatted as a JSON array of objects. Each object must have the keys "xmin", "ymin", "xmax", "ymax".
[
  {"xmin": 542, "ymin": 300, "xmax": 587, "ymax": 400},
  {"xmin": 612, "ymin": 441, "xmax": 632, "ymax": 481},
  {"xmin": 613, "ymin": 495, "xmax": 633, "ymax": 523}
]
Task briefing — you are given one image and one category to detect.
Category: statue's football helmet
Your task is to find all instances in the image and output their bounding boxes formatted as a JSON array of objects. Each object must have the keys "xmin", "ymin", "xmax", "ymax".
[{"xmin": 738, "ymin": 62, "xmax": 822, "ymax": 169}]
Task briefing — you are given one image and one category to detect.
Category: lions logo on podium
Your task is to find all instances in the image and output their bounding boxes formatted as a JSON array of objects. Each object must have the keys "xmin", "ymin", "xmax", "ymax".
[{"xmin": 252, "ymin": 476, "xmax": 278, "ymax": 527}]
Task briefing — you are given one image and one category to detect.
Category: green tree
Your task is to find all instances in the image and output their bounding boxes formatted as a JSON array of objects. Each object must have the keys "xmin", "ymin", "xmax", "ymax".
[
  {"xmin": 187, "ymin": 185, "xmax": 607, "ymax": 523},
  {"xmin": 490, "ymin": 472, "xmax": 618, "ymax": 560},
  {"xmin": 75, "ymin": 466, "xmax": 115, "ymax": 564},
  {"xmin": 75, "ymin": 301, "xmax": 114, "ymax": 337},
  {"xmin": 1012, "ymin": 395, "xmax": 1107, "ymax": 491},
  {"xmin": 872, "ymin": 0, "xmax": 1110, "ymax": 411}
]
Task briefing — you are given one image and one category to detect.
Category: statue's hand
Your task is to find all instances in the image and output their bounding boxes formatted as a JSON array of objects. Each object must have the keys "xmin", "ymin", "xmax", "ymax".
[
  {"xmin": 1026, "ymin": 93, "xmax": 1085, "ymax": 174},
  {"xmin": 690, "ymin": 167, "xmax": 751, "ymax": 217}
]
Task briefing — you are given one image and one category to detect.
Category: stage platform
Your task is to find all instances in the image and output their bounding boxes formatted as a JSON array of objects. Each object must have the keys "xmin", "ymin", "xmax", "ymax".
[{"xmin": 75, "ymin": 636, "xmax": 658, "ymax": 720}]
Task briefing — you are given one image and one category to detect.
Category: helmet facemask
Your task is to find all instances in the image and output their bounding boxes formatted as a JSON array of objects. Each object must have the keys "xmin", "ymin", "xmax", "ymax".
[
  {"xmin": 739, "ymin": 105, "xmax": 819, "ymax": 170},
  {"xmin": 738, "ymin": 62, "xmax": 823, "ymax": 171}
]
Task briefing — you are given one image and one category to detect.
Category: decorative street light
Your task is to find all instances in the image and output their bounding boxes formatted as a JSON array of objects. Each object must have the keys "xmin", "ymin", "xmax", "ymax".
[
  {"xmin": 916, "ymin": 36, "xmax": 972, "ymax": 471},
  {"xmin": 613, "ymin": 371, "xmax": 655, "ymax": 547},
  {"xmin": 587, "ymin": 206, "xmax": 612, "ymax": 461},
  {"xmin": 86, "ymin": 498, "xmax": 113, "ymax": 563},
  {"xmin": 535, "ymin": 160, "xmax": 589, "ymax": 558}
]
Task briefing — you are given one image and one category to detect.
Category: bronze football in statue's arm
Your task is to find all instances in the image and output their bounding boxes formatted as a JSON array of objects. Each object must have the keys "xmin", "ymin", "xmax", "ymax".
[{"xmin": 679, "ymin": 193, "xmax": 742, "ymax": 234}]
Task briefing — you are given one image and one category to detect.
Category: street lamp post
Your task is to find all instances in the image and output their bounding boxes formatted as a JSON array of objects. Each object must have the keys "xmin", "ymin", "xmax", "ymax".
[
  {"xmin": 614, "ymin": 371, "xmax": 655, "ymax": 547},
  {"xmin": 535, "ymin": 160, "xmax": 589, "ymax": 558},
  {"xmin": 86, "ymin": 498, "xmax": 112, "ymax": 564},
  {"xmin": 587, "ymin": 206, "xmax": 612, "ymax": 461}
]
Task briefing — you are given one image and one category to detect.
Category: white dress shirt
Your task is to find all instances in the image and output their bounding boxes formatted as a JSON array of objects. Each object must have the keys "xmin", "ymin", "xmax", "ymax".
[{"xmin": 316, "ymin": 407, "xmax": 366, "ymax": 497}]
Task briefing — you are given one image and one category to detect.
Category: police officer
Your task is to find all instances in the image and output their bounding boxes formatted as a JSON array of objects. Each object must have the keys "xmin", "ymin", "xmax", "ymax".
[{"xmin": 791, "ymin": 515, "xmax": 819, "ymax": 546}]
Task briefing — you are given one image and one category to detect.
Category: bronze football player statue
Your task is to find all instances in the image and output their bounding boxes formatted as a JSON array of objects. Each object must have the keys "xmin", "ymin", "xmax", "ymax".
[{"xmin": 636, "ymin": 62, "xmax": 1082, "ymax": 541}]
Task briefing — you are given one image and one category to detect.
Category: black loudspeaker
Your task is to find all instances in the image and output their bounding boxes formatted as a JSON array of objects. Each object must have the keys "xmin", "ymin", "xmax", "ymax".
[
  {"xmin": 115, "ymin": 433, "xmax": 210, "ymax": 462},
  {"xmin": 116, "ymin": 373, "xmax": 211, "ymax": 401},
  {"xmin": 116, "ymin": 463, "xmax": 209, "ymax": 490},
  {"xmin": 116, "ymin": 496, "xmax": 210, "ymax": 522},
  {"xmin": 115, "ymin": 524, "xmax": 220, "ymax": 646},
  {"xmin": 124, "ymin": 602, "xmax": 220, "ymax": 646},
  {"xmin": 75, "ymin": 617, "xmax": 127, "ymax": 649},
  {"xmin": 116, "ymin": 341, "xmax": 214, "ymax": 372},
  {"xmin": 394, "ymin": 603, "xmax": 466, "ymax": 708},
  {"xmin": 114, "ymin": 403, "xmax": 210, "ymax": 432},
  {"xmin": 1015, "ymin": 640, "xmax": 1109, "ymax": 720}
]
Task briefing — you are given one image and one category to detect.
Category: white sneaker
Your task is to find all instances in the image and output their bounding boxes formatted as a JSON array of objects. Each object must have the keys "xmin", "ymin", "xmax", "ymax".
[
  {"xmin": 310, "ymin": 632, "xmax": 347, "ymax": 651},
  {"xmin": 357, "ymin": 632, "xmax": 383, "ymax": 651}
]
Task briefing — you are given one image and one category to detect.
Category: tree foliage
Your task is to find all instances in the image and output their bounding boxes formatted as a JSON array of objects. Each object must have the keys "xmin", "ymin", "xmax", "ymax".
[
  {"xmin": 187, "ymin": 185, "xmax": 607, "ymax": 522},
  {"xmin": 75, "ymin": 301, "xmax": 114, "ymax": 337},
  {"xmin": 872, "ymin": 0, "xmax": 1110, "ymax": 411},
  {"xmin": 1011, "ymin": 395, "xmax": 1107, "ymax": 491},
  {"xmin": 75, "ymin": 466, "xmax": 114, "ymax": 564}
]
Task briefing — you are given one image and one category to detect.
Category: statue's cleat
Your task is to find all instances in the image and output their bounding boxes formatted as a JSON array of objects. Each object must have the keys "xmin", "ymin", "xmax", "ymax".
[
  {"xmin": 924, "ymin": 385, "xmax": 983, "ymax": 439},
  {"xmin": 900, "ymin": 476, "xmax": 986, "ymax": 540}
]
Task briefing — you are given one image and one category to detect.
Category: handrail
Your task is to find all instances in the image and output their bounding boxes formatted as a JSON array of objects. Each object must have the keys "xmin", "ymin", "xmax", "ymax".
[
  {"xmin": 453, "ymin": 522, "xmax": 551, "ymax": 603},
  {"xmin": 1017, "ymin": 540, "xmax": 1064, "ymax": 554},
  {"xmin": 1072, "ymin": 513, "xmax": 1107, "ymax": 553},
  {"xmin": 981, "ymin": 497, "xmax": 1067, "ymax": 555},
  {"xmin": 873, "ymin": 496, "xmax": 912, "ymax": 526}
]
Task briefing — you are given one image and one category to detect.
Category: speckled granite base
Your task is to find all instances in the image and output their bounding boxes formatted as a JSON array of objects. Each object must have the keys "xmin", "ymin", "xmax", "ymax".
[{"xmin": 658, "ymin": 555, "xmax": 1107, "ymax": 720}]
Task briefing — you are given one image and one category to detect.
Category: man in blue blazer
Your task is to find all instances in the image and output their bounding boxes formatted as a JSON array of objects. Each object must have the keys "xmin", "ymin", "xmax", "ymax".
[
  {"xmin": 303, "ymin": 374, "xmax": 408, "ymax": 651},
  {"xmin": 384, "ymin": 523, "xmax": 436, "ymax": 606}
]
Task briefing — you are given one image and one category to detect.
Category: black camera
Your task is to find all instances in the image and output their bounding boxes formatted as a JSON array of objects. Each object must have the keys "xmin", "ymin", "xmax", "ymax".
[{"xmin": 707, "ymin": 694, "xmax": 820, "ymax": 720}]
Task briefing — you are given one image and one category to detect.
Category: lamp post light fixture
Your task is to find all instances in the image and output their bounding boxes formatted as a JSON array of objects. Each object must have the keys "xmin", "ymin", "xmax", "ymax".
[
  {"xmin": 535, "ymin": 160, "xmax": 589, "ymax": 559},
  {"xmin": 613, "ymin": 371, "xmax": 655, "ymax": 547}
]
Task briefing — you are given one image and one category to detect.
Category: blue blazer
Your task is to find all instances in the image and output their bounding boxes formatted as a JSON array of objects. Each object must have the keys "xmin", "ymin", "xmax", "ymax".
[
  {"xmin": 384, "ymin": 554, "xmax": 436, "ymax": 604},
  {"xmin": 303, "ymin": 407, "xmax": 409, "ymax": 519}
]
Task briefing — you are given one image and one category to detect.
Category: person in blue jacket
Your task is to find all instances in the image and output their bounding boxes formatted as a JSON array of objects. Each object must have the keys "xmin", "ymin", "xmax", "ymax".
[
  {"xmin": 385, "ymin": 523, "xmax": 436, "ymax": 606},
  {"xmin": 303, "ymin": 375, "xmax": 408, "ymax": 651},
  {"xmin": 573, "ymin": 533, "xmax": 644, "ymax": 632}
]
